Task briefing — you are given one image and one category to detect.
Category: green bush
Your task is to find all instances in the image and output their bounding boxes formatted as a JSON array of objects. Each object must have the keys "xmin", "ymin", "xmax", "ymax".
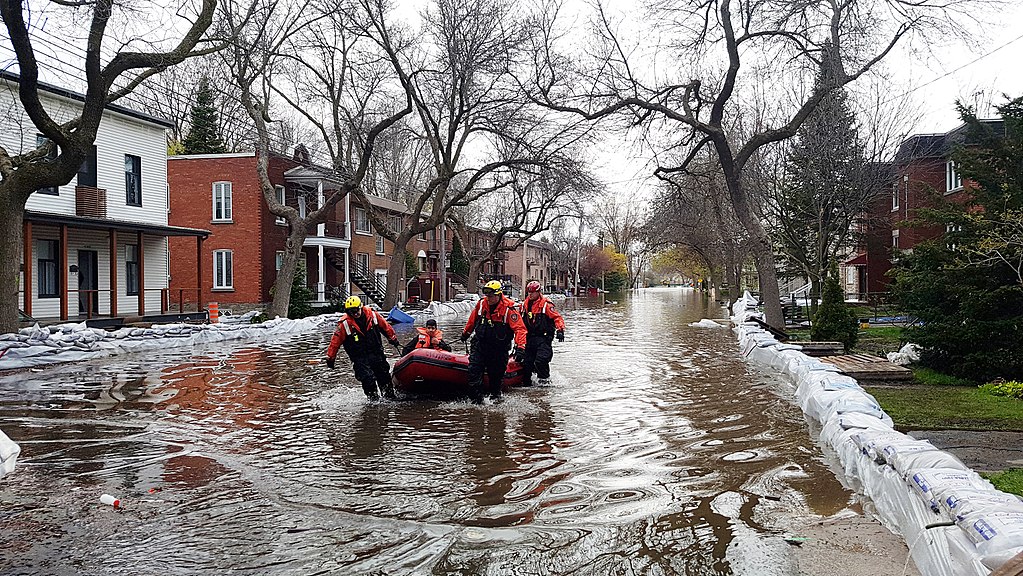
[
  {"xmin": 980, "ymin": 380, "xmax": 1023, "ymax": 400},
  {"xmin": 810, "ymin": 261, "xmax": 858, "ymax": 350}
]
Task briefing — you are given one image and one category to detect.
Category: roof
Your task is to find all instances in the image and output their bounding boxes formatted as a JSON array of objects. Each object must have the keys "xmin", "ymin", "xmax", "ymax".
[
  {"xmin": 894, "ymin": 119, "xmax": 1006, "ymax": 163},
  {"xmin": 367, "ymin": 194, "xmax": 410, "ymax": 214},
  {"xmin": 26, "ymin": 210, "xmax": 210, "ymax": 238},
  {"xmin": 0, "ymin": 69, "xmax": 175, "ymax": 129}
]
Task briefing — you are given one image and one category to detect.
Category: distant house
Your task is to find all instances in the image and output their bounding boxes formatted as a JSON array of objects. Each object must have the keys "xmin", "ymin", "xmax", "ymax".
[
  {"xmin": 1, "ymin": 70, "xmax": 208, "ymax": 323},
  {"xmin": 855, "ymin": 120, "xmax": 1005, "ymax": 294},
  {"xmin": 505, "ymin": 237, "xmax": 558, "ymax": 296}
]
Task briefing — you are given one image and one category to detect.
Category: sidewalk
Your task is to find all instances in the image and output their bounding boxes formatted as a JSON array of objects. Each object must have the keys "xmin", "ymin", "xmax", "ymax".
[{"xmin": 909, "ymin": 430, "xmax": 1023, "ymax": 473}]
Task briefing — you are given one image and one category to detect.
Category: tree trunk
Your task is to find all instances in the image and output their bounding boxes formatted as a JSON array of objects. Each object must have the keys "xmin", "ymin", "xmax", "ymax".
[
  {"xmin": 268, "ymin": 226, "xmax": 307, "ymax": 318},
  {"xmin": 466, "ymin": 259, "xmax": 482, "ymax": 294},
  {"xmin": 384, "ymin": 241, "xmax": 408, "ymax": 310},
  {"xmin": 0, "ymin": 189, "xmax": 25, "ymax": 333}
]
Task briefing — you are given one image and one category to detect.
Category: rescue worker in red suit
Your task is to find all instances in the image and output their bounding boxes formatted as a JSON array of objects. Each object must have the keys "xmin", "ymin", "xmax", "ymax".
[
  {"xmin": 326, "ymin": 296, "xmax": 401, "ymax": 400},
  {"xmin": 460, "ymin": 280, "xmax": 527, "ymax": 404},
  {"xmin": 518, "ymin": 280, "xmax": 566, "ymax": 386},
  {"xmin": 401, "ymin": 318, "xmax": 452, "ymax": 355}
]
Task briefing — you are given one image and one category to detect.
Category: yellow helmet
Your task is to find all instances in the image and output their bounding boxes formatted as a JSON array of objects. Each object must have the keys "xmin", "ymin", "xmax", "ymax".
[
  {"xmin": 482, "ymin": 280, "xmax": 503, "ymax": 295},
  {"xmin": 344, "ymin": 295, "xmax": 362, "ymax": 310}
]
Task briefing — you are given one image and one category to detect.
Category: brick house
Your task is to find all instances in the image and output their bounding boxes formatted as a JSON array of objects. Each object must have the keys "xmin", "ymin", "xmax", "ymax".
[
  {"xmin": 504, "ymin": 237, "xmax": 557, "ymax": 296},
  {"xmin": 1, "ymin": 70, "xmax": 208, "ymax": 324},
  {"xmin": 856, "ymin": 120, "xmax": 1005, "ymax": 294}
]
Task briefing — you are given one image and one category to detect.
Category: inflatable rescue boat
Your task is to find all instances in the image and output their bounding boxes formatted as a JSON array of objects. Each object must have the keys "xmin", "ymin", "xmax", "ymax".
[{"xmin": 391, "ymin": 348, "xmax": 525, "ymax": 396}]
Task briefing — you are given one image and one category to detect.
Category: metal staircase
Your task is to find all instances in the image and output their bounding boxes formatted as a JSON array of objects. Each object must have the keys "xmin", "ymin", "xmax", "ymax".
[{"xmin": 323, "ymin": 249, "xmax": 387, "ymax": 308}]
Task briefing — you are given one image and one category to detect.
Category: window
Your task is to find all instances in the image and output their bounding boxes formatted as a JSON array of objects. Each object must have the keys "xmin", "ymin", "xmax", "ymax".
[
  {"xmin": 891, "ymin": 181, "xmax": 899, "ymax": 211},
  {"xmin": 389, "ymin": 215, "xmax": 403, "ymax": 233},
  {"xmin": 946, "ymin": 223, "xmax": 963, "ymax": 251},
  {"xmin": 376, "ymin": 235, "xmax": 385, "ymax": 254},
  {"xmin": 125, "ymin": 244, "xmax": 139, "ymax": 296},
  {"xmin": 213, "ymin": 250, "xmax": 233, "ymax": 289},
  {"xmin": 36, "ymin": 240, "xmax": 59, "ymax": 298},
  {"xmin": 275, "ymin": 251, "xmax": 285, "ymax": 271},
  {"xmin": 946, "ymin": 160, "xmax": 962, "ymax": 192},
  {"xmin": 212, "ymin": 182, "xmax": 232, "ymax": 221},
  {"xmin": 355, "ymin": 207, "xmax": 370, "ymax": 233},
  {"xmin": 275, "ymin": 186, "xmax": 286, "ymax": 225},
  {"xmin": 892, "ymin": 229, "xmax": 900, "ymax": 250},
  {"xmin": 125, "ymin": 154, "xmax": 142, "ymax": 205},
  {"xmin": 298, "ymin": 195, "xmax": 307, "ymax": 219},
  {"xmin": 77, "ymin": 145, "xmax": 97, "ymax": 187},
  {"xmin": 418, "ymin": 256, "xmax": 427, "ymax": 271},
  {"xmin": 35, "ymin": 135, "xmax": 58, "ymax": 195}
]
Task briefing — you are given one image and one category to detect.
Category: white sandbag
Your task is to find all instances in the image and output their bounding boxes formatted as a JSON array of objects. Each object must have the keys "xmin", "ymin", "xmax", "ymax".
[
  {"xmin": 939, "ymin": 488, "xmax": 1023, "ymax": 521},
  {"xmin": 907, "ymin": 468, "xmax": 990, "ymax": 513},
  {"xmin": 0, "ymin": 428, "xmax": 20, "ymax": 478},
  {"xmin": 956, "ymin": 509, "xmax": 1023, "ymax": 569},
  {"xmin": 818, "ymin": 392, "xmax": 893, "ymax": 428},
  {"xmin": 851, "ymin": 429, "xmax": 914, "ymax": 464},
  {"xmin": 689, "ymin": 319, "xmax": 725, "ymax": 328},
  {"xmin": 887, "ymin": 343, "xmax": 922, "ymax": 366},
  {"xmin": 819, "ymin": 411, "xmax": 895, "ymax": 452},
  {"xmin": 890, "ymin": 448, "xmax": 970, "ymax": 478}
]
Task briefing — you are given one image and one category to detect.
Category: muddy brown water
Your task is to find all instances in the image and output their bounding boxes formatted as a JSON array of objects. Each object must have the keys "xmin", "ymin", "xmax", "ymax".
[{"xmin": 0, "ymin": 288, "xmax": 891, "ymax": 574}]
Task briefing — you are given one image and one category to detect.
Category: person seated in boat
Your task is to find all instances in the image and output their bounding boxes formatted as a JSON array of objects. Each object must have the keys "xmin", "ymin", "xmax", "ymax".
[
  {"xmin": 518, "ymin": 280, "xmax": 566, "ymax": 386},
  {"xmin": 325, "ymin": 296, "xmax": 401, "ymax": 401},
  {"xmin": 460, "ymin": 280, "xmax": 527, "ymax": 404},
  {"xmin": 401, "ymin": 319, "xmax": 452, "ymax": 355}
]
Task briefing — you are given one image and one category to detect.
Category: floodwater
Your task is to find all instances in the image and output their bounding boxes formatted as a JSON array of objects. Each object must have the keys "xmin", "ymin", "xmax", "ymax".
[{"xmin": 1, "ymin": 288, "xmax": 885, "ymax": 575}]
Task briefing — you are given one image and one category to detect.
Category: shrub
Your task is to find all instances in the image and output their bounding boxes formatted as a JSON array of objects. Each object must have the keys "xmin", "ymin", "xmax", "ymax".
[
  {"xmin": 810, "ymin": 261, "xmax": 858, "ymax": 350},
  {"xmin": 980, "ymin": 380, "xmax": 1023, "ymax": 400}
]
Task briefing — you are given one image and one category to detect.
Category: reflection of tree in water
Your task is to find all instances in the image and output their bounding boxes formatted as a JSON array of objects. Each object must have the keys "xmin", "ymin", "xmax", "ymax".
[{"xmin": 464, "ymin": 409, "xmax": 513, "ymax": 508}]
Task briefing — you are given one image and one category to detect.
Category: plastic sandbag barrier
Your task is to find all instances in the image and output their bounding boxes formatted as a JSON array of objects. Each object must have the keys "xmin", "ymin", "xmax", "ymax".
[
  {"xmin": 0, "ymin": 428, "xmax": 19, "ymax": 479},
  {"xmin": 730, "ymin": 292, "xmax": 1023, "ymax": 576},
  {"xmin": 0, "ymin": 314, "xmax": 334, "ymax": 372}
]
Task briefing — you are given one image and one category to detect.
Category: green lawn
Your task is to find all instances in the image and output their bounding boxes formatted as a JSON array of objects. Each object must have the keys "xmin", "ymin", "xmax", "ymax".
[
  {"xmin": 983, "ymin": 469, "xmax": 1023, "ymax": 496},
  {"xmin": 865, "ymin": 385, "xmax": 1023, "ymax": 431}
]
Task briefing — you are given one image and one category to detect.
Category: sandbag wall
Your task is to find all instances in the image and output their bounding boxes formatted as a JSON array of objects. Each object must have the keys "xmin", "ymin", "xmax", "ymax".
[{"xmin": 731, "ymin": 292, "xmax": 1023, "ymax": 576}]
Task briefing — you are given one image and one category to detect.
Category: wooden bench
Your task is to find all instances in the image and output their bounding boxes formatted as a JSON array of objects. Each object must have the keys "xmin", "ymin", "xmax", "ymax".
[{"xmin": 796, "ymin": 341, "xmax": 845, "ymax": 357}]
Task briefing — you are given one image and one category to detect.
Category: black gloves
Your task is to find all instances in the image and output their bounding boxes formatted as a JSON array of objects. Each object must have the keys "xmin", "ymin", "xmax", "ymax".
[
  {"xmin": 556, "ymin": 330, "xmax": 564, "ymax": 342},
  {"xmin": 326, "ymin": 357, "xmax": 335, "ymax": 369},
  {"xmin": 460, "ymin": 332, "xmax": 470, "ymax": 342},
  {"xmin": 514, "ymin": 348, "xmax": 525, "ymax": 363},
  {"xmin": 389, "ymin": 338, "xmax": 401, "ymax": 350}
]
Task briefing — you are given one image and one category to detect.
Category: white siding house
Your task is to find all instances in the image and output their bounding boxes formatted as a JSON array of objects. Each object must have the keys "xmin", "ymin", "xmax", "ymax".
[{"xmin": 1, "ymin": 71, "xmax": 208, "ymax": 322}]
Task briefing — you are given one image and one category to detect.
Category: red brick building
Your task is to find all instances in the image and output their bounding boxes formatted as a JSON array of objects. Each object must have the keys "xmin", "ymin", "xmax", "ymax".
[{"xmin": 857, "ymin": 120, "xmax": 1004, "ymax": 294}]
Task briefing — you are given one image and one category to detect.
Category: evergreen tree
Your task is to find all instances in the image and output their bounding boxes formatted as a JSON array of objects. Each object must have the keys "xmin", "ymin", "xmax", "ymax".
[
  {"xmin": 182, "ymin": 78, "xmax": 227, "ymax": 154},
  {"xmin": 769, "ymin": 43, "xmax": 870, "ymax": 313},
  {"xmin": 893, "ymin": 96, "xmax": 1023, "ymax": 382},
  {"xmin": 450, "ymin": 235, "xmax": 469, "ymax": 277},
  {"xmin": 811, "ymin": 261, "xmax": 858, "ymax": 350}
]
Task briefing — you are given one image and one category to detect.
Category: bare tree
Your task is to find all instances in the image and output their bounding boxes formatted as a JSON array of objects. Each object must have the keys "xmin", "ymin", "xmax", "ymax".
[
  {"xmin": 448, "ymin": 154, "xmax": 594, "ymax": 292},
  {"xmin": 590, "ymin": 190, "xmax": 648, "ymax": 288},
  {"xmin": 223, "ymin": 0, "xmax": 412, "ymax": 318},
  {"xmin": 0, "ymin": 0, "xmax": 218, "ymax": 333},
  {"xmin": 347, "ymin": 0, "xmax": 590, "ymax": 308},
  {"xmin": 527, "ymin": 0, "xmax": 985, "ymax": 328}
]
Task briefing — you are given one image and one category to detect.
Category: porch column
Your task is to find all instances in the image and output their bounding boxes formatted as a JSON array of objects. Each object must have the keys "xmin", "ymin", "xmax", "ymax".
[
  {"xmin": 109, "ymin": 229, "xmax": 118, "ymax": 317},
  {"xmin": 196, "ymin": 236, "xmax": 204, "ymax": 308},
  {"xmin": 22, "ymin": 221, "xmax": 32, "ymax": 318},
  {"xmin": 316, "ymin": 180, "xmax": 325, "ymax": 237},
  {"xmin": 59, "ymin": 224, "xmax": 68, "ymax": 321},
  {"xmin": 136, "ymin": 231, "xmax": 145, "ymax": 316},
  {"xmin": 317, "ymin": 245, "xmax": 326, "ymax": 302},
  {"xmin": 343, "ymin": 247, "xmax": 350, "ymax": 296}
]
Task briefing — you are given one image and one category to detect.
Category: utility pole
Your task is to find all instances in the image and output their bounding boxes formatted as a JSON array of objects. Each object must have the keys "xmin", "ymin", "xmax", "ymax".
[
  {"xmin": 574, "ymin": 215, "xmax": 583, "ymax": 296},
  {"xmin": 439, "ymin": 221, "xmax": 447, "ymax": 302}
]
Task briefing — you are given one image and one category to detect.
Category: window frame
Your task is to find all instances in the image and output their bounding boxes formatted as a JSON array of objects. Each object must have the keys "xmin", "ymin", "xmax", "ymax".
[
  {"xmin": 275, "ymin": 185, "xmax": 286, "ymax": 225},
  {"xmin": 275, "ymin": 251, "xmax": 285, "ymax": 271},
  {"xmin": 35, "ymin": 135, "xmax": 58, "ymax": 195},
  {"xmin": 376, "ymin": 235, "xmax": 386, "ymax": 255},
  {"xmin": 356, "ymin": 252, "xmax": 370, "ymax": 272},
  {"xmin": 212, "ymin": 181, "xmax": 233, "ymax": 222},
  {"xmin": 355, "ymin": 207, "xmax": 371, "ymax": 234},
  {"xmin": 77, "ymin": 145, "xmax": 97, "ymax": 188},
  {"xmin": 946, "ymin": 160, "xmax": 963, "ymax": 193},
  {"xmin": 36, "ymin": 239, "xmax": 60, "ymax": 298},
  {"xmin": 213, "ymin": 249, "xmax": 234, "ymax": 290},
  {"xmin": 125, "ymin": 154, "xmax": 142, "ymax": 206},
  {"xmin": 125, "ymin": 244, "xmax": 140, "ymax": 296}
]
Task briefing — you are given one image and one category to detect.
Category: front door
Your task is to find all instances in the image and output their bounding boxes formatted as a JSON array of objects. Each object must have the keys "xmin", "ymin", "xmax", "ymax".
[{"xmin": 78, "ymin": 250, "xmax": 99, "ymax": 316}]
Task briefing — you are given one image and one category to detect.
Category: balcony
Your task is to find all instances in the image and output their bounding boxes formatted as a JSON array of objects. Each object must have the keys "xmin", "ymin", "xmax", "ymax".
[
  {"xmin": 303, "ymin": 218, "xmax": 349, "ymax": 248},
  {"xmin": 426, "ymin": 238, "xmax": 452, "ymax": 253},
  {"xmin": 76, "ymin": 186, "xmax": 106, "ymax": 218}
]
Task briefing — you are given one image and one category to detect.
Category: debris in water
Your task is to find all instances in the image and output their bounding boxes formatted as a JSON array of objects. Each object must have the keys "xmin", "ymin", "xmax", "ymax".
[{"xmin": 100, "ymin": 493, "xmax": 121, "ymax": 508}]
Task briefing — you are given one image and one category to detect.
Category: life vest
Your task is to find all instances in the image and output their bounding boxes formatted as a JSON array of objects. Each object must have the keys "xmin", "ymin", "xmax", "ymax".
[
  {"xmin": 414, "ymin": 327, "xmax": 445, "ymax": 350},
  {"xmin": 327, "ymin": 306, "xmax": 395, "ymax": 360},
  {"xmin": 464, "ymin": 295, "xmax": 527, "ymax": 349},
  {"xmin": 519, "ymin": 296, "xmax": 565, "ymax": 339}
]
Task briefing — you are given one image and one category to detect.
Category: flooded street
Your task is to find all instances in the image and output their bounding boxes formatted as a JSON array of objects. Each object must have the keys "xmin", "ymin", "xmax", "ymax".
[{"xmin": 0, "ymin": 288, "xmax": 908, "ymax": 575}]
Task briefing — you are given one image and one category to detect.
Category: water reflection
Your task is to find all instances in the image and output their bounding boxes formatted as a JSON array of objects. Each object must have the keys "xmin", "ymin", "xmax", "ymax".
[{"xmin": 0, "ymin": 288, "xmax": 868, "ymax": 574}]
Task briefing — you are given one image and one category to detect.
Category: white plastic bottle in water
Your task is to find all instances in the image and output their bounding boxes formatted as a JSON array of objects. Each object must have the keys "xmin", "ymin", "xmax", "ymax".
[{"xmin": 100, "ymin": 494, "xmax": 120, "ymax": 508}]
